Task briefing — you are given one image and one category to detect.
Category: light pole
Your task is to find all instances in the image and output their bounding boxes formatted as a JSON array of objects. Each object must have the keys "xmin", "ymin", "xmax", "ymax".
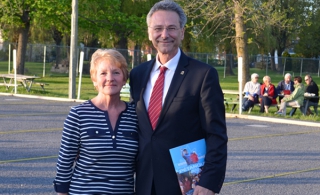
[{"xmin": 69, "ymin": 0, "xmax": 78, "ymax": 99}]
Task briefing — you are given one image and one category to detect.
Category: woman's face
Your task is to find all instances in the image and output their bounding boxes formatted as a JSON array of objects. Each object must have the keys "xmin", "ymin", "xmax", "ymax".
[
  {"xmin": 264, "ymin": 79, "xmax": 270, "ymax": 86},
  {"xmin": 93, "ymin": 59, "xmax": 126, "ymax": 96}
]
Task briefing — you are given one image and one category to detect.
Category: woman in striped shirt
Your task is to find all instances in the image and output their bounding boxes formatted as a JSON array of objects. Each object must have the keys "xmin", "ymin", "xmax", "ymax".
[{"xmin": 53, "ymin": 49, "xmax": 139, "ymax": 195}]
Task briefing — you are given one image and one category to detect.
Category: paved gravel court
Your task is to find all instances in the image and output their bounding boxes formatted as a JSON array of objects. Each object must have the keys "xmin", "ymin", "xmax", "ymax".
[{"xmin": 0, "ymin": 94, "xmax": 319, "ymax": 195}]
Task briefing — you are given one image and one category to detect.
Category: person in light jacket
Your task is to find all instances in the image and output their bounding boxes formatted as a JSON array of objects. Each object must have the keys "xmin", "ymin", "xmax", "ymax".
[{"xmin": 276, "ymin": 76, "xmax": 304, "ymax": 116}]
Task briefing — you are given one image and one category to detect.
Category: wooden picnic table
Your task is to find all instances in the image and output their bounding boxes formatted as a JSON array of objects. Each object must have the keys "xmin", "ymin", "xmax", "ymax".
[
  {"xmin": 222, "ymin": 89, "xmax": 239, "ymax": 95},
  {"xmin": 0, "ymin": 74, "xmax": 42, "ymax": 92},
  {"xmin": 278, "ymin": 94, "xmax": 319, "ymax": 116}
]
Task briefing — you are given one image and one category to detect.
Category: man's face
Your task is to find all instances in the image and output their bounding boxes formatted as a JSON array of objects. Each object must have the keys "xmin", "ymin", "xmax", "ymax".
[
  {"xmin": 148, "ymin": 10, "xmax": 185, "ymax": 60},
  {"xmin": 284, "ymin": 76, "xmax": 291, "ymax": 84},
  {"xmin": 252, "ymin": 76, "xmax": 259, "ymax": 83},
  {"xmin": 305, "ymin": 76, "xmax": 311, "ymax": 85}
]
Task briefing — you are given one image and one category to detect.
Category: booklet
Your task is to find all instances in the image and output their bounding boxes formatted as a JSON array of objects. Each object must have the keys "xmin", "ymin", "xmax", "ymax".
[{"xmin": 169, "ymin": 139, "xmax": 206, "ymax": 195}]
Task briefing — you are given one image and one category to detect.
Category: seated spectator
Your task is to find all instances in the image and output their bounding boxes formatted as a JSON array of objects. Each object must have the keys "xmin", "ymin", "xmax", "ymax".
[
  {"xmin": 304, "ymin": 74, "xmax": 319, "ymax": 115},
  {"xmin": 242, "ymin": 73, "xmax": 260, "ymax": 111},
  {"xmin": 276, "ymin": 73, "xmax": 294, "ymax": 102},
  {"xmin": 259, "ymin": 76, "xmax": 277, "ymax": 113},
  {"xmin": 276, "ymin": 76, "xmax": 305, "ymax": 116}
]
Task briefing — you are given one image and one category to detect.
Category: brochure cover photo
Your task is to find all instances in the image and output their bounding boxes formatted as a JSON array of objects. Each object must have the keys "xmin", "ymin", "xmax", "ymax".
[{"xmin": 169, "ymin": 139, "xmax": 206, "ymax": 195}]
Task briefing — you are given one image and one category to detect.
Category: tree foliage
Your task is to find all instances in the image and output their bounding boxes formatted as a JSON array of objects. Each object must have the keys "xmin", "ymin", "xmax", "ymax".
[
  {"xmin": 177, "ymin": 0, "xmax": 285, "ymax": 83},
  {"xmin": 295, "ymin": 0, "xmax": 320, "ymax": 58},
  {"xmin": 0, "ymin": 0, "xmax": 71, "ymax": 73},
  {"xmin": 1, "ymin": 0, "xmax": 320, "ymax": 75}
]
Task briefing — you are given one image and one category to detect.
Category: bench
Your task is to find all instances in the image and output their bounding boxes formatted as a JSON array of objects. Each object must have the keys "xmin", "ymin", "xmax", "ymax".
[
  {"xmin": 120, "ymin": 83, "xmax": 130, "ymax": 99},
  {"xmin": 287, "ymin": 105, "xmax": 300, "ymax": 116},
  {"xmin": 307, "ymin": 104, "xmax": 319, "ymax": 115},
  {"xmin": 0, "ymin": 83, "xmax": 21, "ymax": 87},
  {"xmin": 288, "ymin": 104, "xmax": 319, "ymax": 116},
  {"xmin": 0, "ymin": 83, "xmax": 22, "ymax": 92},
  {"xmin": 33, "ymin": 82, "xmax": 49, "ymax": 91},
  {"xmin": 248, "ymin": 103, "xmax": 279, "ymax": 113},
  {"xmin": 224, "ymin": 97, "xmax": 239, "ymax": 112}
]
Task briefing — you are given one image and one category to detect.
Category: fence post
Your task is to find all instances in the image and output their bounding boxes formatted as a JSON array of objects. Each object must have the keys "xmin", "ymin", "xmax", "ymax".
[
  {"xmin": 283, "ymin": 58, "xmax": 286, "ymax": 76},
  {"xmin": 206, "ymin": 54, "xmax": 208, "ymax": 64},
  {"xmin": 300, "ymin": 58, "xmax": 303, "ymax": 76},
  {"xmin": 266, "ymin": 56, "xmax": 269, "ymax": 75},
  {"xmin": 224, "ymin": 56, "xmax": 226, "ymax": 79},
  {"xmin": 318, "ymin": 60, "xmax": 320, "ymax": 77}
]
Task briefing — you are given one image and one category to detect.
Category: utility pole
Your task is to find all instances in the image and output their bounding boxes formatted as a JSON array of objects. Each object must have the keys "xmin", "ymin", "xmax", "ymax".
[{"xmin": 69, "ymin": 0, "xmax": 78, "ymax": 99}]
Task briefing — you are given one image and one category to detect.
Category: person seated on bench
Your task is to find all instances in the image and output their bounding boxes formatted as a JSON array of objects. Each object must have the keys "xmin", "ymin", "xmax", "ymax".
[
  {"xmin": 259, "ymin": 75, "xmax": 277, "ymax": 113},
  {"xmin": 242, "ymin": 73, "xmax": 260, "ymax": 111},
  {"xmin": 276, "ymin": 73, "xmax": 294, "ymax": 102},
  {"xmin": 304, "ymin": 74, "xmax": 319, "ymax": 115},
  {"xmin": 276, "ymin": 76, "xmax": 305, "ymax": 116}
]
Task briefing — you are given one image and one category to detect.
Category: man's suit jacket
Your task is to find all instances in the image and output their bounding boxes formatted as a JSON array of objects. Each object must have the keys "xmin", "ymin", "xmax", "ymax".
[
  {"xmin": 276, "ymin": 80, "xmax": 294, "ymax": 93},
  {"xmin": 129, "ymin": 52, "xmax": 228, "ymax": 195}
]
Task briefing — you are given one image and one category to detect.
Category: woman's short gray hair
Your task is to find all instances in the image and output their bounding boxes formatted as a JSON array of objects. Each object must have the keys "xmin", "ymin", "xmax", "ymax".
[
  {"xmin": 263, "ymin": 75, "xmax": 271, "ymax": 83},
  {"xmin": 146, "ymin": 0, "xmax": 187, "ymax": 28}
]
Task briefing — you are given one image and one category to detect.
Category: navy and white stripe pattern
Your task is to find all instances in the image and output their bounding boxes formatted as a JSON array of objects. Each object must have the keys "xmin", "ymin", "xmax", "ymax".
[{"xmin": 54, "ymin": 100, "xmax": 139, "ymax": 195}]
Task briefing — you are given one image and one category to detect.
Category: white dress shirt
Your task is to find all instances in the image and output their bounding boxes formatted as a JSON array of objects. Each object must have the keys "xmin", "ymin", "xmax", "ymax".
[{"xmin": 144, "ymin": 49, "xmax": 181, "ymax": 110}]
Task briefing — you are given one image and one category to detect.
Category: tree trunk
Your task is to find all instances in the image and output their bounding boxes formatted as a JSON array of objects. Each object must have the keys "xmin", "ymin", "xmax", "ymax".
[
  {"xmin": 270, "ymin": 48, "xmax": 276, "ymax": 71},
  {"xmin": 16, "ymin": 10, "xmax": 31, "ymax": 74},
  {"xmin": 224, "ymin": 39, "xmax": 235, "ymax": 76},
  {"xmin": 234, "ymin": 1, "xmax": 249, "ymax": 89},
  {"xmin": 65, "ymin": 35, "xmax": 71, "ymax": 61},
  {"xmin": 52, "ymin": 28, "xmax": 63, "ymax": 68},
  {"xmin": 114, "ymin": 33, "xmax": 128, "ymax": 64},
  {"xmin": 133, "ymin": 44, "xmax": 141, "ymax": 69}
]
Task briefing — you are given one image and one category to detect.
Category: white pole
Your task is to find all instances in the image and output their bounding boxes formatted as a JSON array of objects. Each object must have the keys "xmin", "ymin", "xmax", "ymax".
[
  {"xmin": 77, "ymin": 51, "xmax": 84, "ymax": 100},
  {"xmin": 238, "ymin": 56, "xmax": 243, "ymax": 115},
  {"xmin": 8, "ymin": 44, "xmax": 11, "ymax": 74},
  {"xmin": 13, "ymin": 49, "xmax": 17, "ymax": 94},
  {"xmin": 43, "ymin": 46, "xmax": 46, "ymax": 77}
]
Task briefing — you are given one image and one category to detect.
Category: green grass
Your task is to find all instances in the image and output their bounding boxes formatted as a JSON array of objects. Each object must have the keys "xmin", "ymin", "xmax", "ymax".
[
  {"xmin": 0, "ymin": 62, "xmax": 319, "ymax": 122},
  {"xmin": 0, "ymin": 61, "xmax": 97, "ymax": 100}
]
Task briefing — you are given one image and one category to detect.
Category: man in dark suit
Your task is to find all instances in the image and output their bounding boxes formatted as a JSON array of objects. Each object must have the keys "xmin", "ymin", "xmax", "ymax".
[
  {"xmin": 304, "ymin": 74, "xmax": 319, "ymax": 115},
  {"xmin": 129, "ymin": 1, "xmax": 227, "ymax": 195},
  {"xmin": 276, "ymin": 73, "xmax": 295, "ymax": 102}
]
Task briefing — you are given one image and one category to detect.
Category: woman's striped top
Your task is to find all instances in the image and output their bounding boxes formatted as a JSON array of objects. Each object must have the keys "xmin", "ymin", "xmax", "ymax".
[{"xmin": 53, "ymin": 100, "xmax": 139, "ymax": 195}]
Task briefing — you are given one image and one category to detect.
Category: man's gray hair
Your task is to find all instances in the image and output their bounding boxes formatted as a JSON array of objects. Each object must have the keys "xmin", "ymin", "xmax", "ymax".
[
  {"xmin": 284, "ymin": 73, "xmax": 291, "ymax": 78},
  {"xmin": 146, "ymin": 0, "xmax": 187, "ymax": 28}
]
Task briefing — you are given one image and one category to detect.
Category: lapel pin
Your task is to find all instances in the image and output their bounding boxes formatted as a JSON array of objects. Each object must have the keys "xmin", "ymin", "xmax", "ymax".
[{"xmin": 180, "ymin": 71, "xmax": 184, "ymax": 75}]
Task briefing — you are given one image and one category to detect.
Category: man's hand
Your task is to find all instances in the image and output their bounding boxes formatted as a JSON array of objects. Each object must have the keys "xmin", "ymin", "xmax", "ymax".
[
  {"xmin": 193, "ymin": 185, "xmax": 215, "ymax": 195},
  {"xmin": 248, "ymin": 95, "xmax": 254, "ymax": 101}
]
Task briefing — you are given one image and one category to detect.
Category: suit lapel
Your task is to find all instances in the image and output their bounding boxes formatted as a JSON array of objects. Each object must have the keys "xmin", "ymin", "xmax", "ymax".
[
  {"xmin": 137, "ymin": 59, "xmax": 155, "ymax": 126},
  {"xmin": 140, "ymin": 59, "xmax": 155, "ymax": 93}
]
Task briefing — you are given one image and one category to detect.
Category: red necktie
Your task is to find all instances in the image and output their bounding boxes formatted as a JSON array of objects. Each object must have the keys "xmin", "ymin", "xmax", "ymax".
[{"xmin": 148, "ymin": 66, "xmax": 167, "ymax": 130}]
